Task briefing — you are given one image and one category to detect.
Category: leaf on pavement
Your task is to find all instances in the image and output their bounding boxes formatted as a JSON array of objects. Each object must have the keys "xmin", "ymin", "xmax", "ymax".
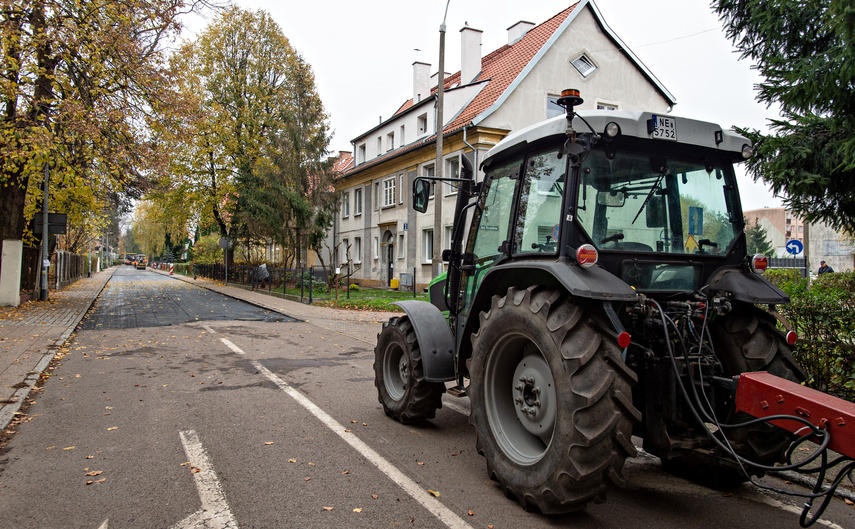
[
  {"xmin": 63, "ymin": 446, "xmax": 76, "ymax": 451},
  {"xmin": 85, "ymin": 470, "xmax": 103, "ymax": 476},
  {"xmin": 322, "ymin": 506, "xmax": 333, "ymax": 511},
  {"xmin": 352, "ymin": 507, "xmax": 363, "ymax": 513},
  {"xmin": 288, "ymin": 458, "xmax": 297, "ymax": 463},
  {"xmin": 427, "ymin": 489, "xmax": 440, "ymax": 497},
  {"xmin": 417, "ymin": 461, "xmax": 425, "ymax": 466},
  {"xmin": 107, "ymin": 426, "xmax": 118, "ymax": 431},
  {"xmin": 263, "ymin": 442, "xmax": 274, "ymax": 445},
  {"xmin": 844, "ymin": 498, "xmax": 853, "ymax": 506},
  {"xmin": 350, "ymin": 420, "xmax": 358, "ymax": 424},
  {"xmin": 468, "ymin": 509, "xmax": 475, "ymax": 516},
  {"xmin": 304, "ymin": 477, "xmax": 311, "ymax": 481},
  {"xmin": 371, "ymin": 494, "xmax": 379, "ymax": 500}
]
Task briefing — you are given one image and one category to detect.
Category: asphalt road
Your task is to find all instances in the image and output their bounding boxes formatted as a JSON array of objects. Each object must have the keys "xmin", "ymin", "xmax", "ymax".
[{"xmin": 0, "ymin": 266, "xmax": 852, "ymax": 528}]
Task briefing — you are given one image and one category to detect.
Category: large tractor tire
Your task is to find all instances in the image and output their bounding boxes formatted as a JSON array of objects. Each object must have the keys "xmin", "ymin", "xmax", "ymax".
[
  {"xmin": 468, "ymin": 286, "xmax": 640, "ymax": 514},
  {"xmin": 663, "ymin": 303, "xmax": 806, "ymax": 487},
  {"xmin": 374, "ymin": 315, "xmax": 445, "ymax": 424}
]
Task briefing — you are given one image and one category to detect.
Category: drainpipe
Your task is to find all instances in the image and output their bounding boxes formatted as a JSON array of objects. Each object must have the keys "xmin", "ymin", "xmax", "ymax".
[{"xmin": 462, "ymin": 124, "xmax": 477, "ymax": 178}]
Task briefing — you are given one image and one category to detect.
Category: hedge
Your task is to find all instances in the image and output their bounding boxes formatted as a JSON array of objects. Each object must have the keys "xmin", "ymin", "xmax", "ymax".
[{"xmin": 765, "ymin": 269, "xmax": 855, "ymax": 401}]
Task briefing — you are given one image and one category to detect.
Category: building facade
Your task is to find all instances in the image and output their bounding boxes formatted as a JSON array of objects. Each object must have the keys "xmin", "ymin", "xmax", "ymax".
[{"xmin": 334, "ymin": 0, "xmax": 676, "ymax": 289}]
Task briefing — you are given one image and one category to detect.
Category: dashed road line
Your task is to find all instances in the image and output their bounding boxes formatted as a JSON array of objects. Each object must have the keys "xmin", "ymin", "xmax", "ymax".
[{"xmin": 207, "ymin": 328, "xmax": 474, "ymax": 529}]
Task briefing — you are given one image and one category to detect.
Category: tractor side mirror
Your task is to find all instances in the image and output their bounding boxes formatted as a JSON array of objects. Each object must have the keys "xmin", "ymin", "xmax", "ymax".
[{"xmin": 413, "ymin": 178, "xmax": 430, "ymax": 213}]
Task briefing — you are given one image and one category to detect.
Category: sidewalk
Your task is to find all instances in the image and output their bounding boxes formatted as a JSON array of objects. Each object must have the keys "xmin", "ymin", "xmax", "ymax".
[{"xmin": 0, "ymin": 267, "xmax": 117, "ymax": 430}]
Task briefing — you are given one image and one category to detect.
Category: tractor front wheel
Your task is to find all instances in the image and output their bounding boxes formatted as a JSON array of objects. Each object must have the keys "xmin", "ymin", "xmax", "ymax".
[
  {"xmin": 374, "ymin": 316, "xmax": 445, "ymax": 424},
  {"xmin": 468, "ymin": 286, "xmax": 639, "ymax": 513}
]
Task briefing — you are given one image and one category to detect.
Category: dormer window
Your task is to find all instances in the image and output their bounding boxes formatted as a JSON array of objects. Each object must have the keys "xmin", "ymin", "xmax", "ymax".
[{"xmin": 571, "ymin": 53, "xmax": 597, "ymax": 78}]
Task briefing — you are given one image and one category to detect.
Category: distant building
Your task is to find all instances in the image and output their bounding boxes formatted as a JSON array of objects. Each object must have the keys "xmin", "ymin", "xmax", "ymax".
[
  {"xmin": 333, "ymin": 0, "xmax": 676, "ymax": 289},
  {"xmin": 744, "ymin": 207, "xmax": 853, "ymax": 272}
]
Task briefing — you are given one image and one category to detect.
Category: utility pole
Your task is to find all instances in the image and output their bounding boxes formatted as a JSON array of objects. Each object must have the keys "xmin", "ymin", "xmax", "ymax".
[{"xmin": 433, "ymin": 0, "xmax": 450, "ymax": 277}]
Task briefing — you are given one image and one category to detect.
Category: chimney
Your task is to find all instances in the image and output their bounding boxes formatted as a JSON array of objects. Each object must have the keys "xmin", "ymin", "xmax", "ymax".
[
  {"xmin": 460, "ymin": 26, "xmax": 483, "ymax": 85},
  {"xmin": 507, "ymin": 21, "xmax": 535, "ymax": 45},
  {"xmin": 413, "ymin": 61, "xmax": 431, "ymax": 103}
]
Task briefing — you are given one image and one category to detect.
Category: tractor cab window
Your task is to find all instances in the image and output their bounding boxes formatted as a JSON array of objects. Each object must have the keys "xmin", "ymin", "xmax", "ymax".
[
  {"xmin": 468, "ymin": 160, "xmax": 519, "ymax": 264},
  {"xmin": 513, "ymin": 148, "xmax": 565, "ymax": 255},
  {"xmin": 576, "ymin": 149, "xmax": 740, "ymax": 255}
]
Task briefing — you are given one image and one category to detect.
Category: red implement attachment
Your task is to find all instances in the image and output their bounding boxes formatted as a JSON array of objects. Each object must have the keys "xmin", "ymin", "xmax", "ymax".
[{"xmin": 735, "ymin": 371, "xmax": 855, "ymax": 458}]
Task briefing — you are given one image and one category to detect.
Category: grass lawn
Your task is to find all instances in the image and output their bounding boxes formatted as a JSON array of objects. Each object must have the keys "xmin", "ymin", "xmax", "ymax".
[{"xmin": 280, "ymin": 285, "xmax": 428, "ymax": 312}]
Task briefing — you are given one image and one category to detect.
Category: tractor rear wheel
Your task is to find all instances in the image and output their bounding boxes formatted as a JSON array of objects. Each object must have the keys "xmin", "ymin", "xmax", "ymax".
[
  {"xmin": 374, "ymin": 315, "xmax": 445, "ymax": 424},
  {"xmin": 468, "ymin": 286, "xmax": 639, "ymax": 513}
]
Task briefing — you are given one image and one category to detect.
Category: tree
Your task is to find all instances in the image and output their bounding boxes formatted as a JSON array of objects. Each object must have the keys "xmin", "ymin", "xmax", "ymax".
[
  {"xmin": 744, "ymin": 216, "xmax": 775, "ymax": 257},
  {"xmin": 156, "ymin": 6, "xmax": 336, "ymax": 267},
  {"xmin": 0, "ymin": 0, "xmax": 212, "ymax": 248},
  {"xmin": 714, "ymin": 0, "xmax": 855, "ymax": 232}
]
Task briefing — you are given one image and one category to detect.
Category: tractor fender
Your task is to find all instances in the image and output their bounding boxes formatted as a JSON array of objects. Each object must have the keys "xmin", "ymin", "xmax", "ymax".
[
  {"xmin": 706, "ymin": 267, "xmax": 789, "ymax": 304},
  {"xmin": 391, "ymin": 300, "xmax": 456, "ymax": 382},
  {"xmin": 481, "ymin": 260, "xmax": 638, "ymax": 302}
]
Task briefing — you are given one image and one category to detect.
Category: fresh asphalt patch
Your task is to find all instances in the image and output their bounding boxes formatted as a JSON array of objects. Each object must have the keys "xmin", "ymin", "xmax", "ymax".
[{"xmin": 81, "ymin": 268, "xmax": 294, "ymax": 330}]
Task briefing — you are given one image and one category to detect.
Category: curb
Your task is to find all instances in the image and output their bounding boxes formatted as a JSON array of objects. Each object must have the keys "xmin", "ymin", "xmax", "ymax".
[{"xmin": 0, "ymin": 267, "xmax": 117, "ymax": 431}]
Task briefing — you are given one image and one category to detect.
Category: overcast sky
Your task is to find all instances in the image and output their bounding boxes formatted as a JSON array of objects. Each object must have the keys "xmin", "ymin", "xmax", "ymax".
[{"xmin": 196, "ymin": 0, "xmax": 784, "ymax": 210}]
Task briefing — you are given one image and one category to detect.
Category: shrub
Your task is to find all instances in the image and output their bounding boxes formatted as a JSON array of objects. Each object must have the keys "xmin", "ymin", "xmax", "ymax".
[
  {"xmin": 767, "ymin": 270, "xmax": 855, "ymax": 401},
  {"xmin": 349, "ymin": 283, "xmax": 360, "ymax": 292}
]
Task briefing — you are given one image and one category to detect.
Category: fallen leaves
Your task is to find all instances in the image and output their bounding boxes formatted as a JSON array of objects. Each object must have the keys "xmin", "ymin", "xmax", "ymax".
[
  {"xmin": 427, "ymin": 489, "xmax": 440, "ymax": 498},
  {"xmin": 352, "ymin": 507, "xmax": 363, "ymax": 513},
  {"xmin": 106, "ymin": 426, "xmax": 118, "ymax": 431},
  {"xmin": 263, "ymin": 442, "xmax": 274, "ymax": 445},
  {"xmin": 322, "ymin": 506, "xmax": 333, "ymax": 512},
  {"xmin": 63, "ymin": 446, "xmax": 76, "ymax": 451}
]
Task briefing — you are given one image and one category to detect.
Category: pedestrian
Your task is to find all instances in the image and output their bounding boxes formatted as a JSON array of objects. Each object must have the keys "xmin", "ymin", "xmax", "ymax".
[
  {"xmin": 817, "ymin": 260, "xmax": 834, "ymax": 275},
  {"xmin": 253, "ymin": 263, "xmax": 270, "ymax": 290}
]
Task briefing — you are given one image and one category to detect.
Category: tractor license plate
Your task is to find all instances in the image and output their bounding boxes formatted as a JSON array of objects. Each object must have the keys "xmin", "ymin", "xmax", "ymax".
[{"xmin": 651, "ymin": 115, "xmax": 677, "ymax": 141}]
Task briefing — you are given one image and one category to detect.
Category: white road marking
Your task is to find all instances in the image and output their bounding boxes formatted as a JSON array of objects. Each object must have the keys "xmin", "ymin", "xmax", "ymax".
[
  {"xmin": 211, "ymin": 332, "xmax": 474, "ymax": 529},
  {"xmin": 98, "ymin": 520, "xmax": 109, "ymax": 529},
  {"xmin": 171, "ymin": 430, "xmax": 239, "ymax": 529}
]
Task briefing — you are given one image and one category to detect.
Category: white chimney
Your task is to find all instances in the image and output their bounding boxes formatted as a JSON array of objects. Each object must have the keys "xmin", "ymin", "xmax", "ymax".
[
  {"xmin": 413, "ymin": 61, "xmax": 431, "ymax": 103},
  {"xmin": 507, "ymin": 21, "xmax": 535, "ymax": 45},
  {"xmin": 460, "ymin": 26, "xmax": 483, "ymax": 85}
]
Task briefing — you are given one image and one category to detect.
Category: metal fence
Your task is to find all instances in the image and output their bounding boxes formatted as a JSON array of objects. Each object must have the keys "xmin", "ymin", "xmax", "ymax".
[
  {"xmin": 192, "ymin": 263, "xmax": 331, "ymax": 300},
  {"xmin": 769, "ymin": 257, "xmax": 807, "ymax": 277}
]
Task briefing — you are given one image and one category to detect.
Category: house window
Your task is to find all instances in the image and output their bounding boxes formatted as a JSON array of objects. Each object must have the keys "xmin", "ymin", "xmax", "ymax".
[
  {"xmin": 357, "ymin": 144, "xmax": 366, "ymax": 164},
  {"xmin": 377, "ymin": 137, "xmax": 382, "ymax": 156},
  {"xmin": 373, "ymin": 237, "xmax": 380, "ymax": 260},
  {"xmin": 444, "ymin": 225, "xmax": 453, "ymax": 251},
  {"xmin": 374, "ymin": 182, "xmax": 380, "ymax": 211},
  {"xmin": 341, "ymin": 238, "xmax": 349, "ymax": 263},
  {"xmin": 422, "ymin": 229, "xmax": 434, "ymax": 263},
  {"xmin": 399, "ymin": 174, "xmax": 404, "ymax": 204},
  {"xmin": 354, "ymin": 187, "xmax": 363, "ymax": 216},
  {"xmin": 400, "ymin": 125, "xmax": 405, "ymax": 145},
  {"xmin": 445, "ymin": 156, "xmax": 459, "ymax": 196},
  {"xmin": 354, "ymin": 237, "xmax": 362, "ymax": 264},
  {"xmin": 341, "ymin": 191, "xmax": 350, "ymax": 218},
  {"xmin": 596, "ymin": 102, "xmax": 618, "ymax": 111},
  {"xmin": 397, "ymin": 233, "xmax": 405, "ymax": 259},
  {"xmin": 417, "ymin": 113, "xmax": 428, "ymax": 135},
  {"xmin": 423, "ymin": 164, "xmax": 435, "ymax": 198},
  {"xmin": 571, "ymin": 53, "xmax": 597, "ymax": 77},
  {"xmin": 547, "ymin": 95, "xmax": 563, "ymax": 118},
  {"xmin": 387, "ymin": 131, "xmax": 395, "ymax": 151},
  {"xmin": 383, "ymin": 177, "xmax": 396, "ymax": 207}
]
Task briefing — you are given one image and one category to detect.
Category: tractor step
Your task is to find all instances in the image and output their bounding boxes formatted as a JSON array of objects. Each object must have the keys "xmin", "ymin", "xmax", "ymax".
[{"xmin": 447, "ymin": 385, "xmax": 467, "ymax": 397}]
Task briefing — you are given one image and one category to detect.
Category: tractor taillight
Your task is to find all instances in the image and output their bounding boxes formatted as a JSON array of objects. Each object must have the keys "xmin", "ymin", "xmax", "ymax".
[
  {"xmin": 786, "ymin": 331, "xmax": 798, "ymax": 345},
  {"xmin": 576, "ymin": 244, "xmax": 598, "ymax": 268},
  {"xmin": 751, "ymin": 254, "xmax": 768, "ymax": 274},
  {"xmin": 617, "ymin": 331, "xmax": 631, "ymax": 348}
]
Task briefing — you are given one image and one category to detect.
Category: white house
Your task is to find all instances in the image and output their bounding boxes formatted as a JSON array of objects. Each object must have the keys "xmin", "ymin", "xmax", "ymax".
[{"xmin": 333, "ymin": 0, "xmax": 676, "ymax": 290}]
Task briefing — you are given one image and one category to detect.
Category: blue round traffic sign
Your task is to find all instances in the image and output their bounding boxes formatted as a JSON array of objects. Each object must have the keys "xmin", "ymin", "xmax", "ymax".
[{"xmin": 785, "ymin": 239, "xmax": 803, "ymax": 255}]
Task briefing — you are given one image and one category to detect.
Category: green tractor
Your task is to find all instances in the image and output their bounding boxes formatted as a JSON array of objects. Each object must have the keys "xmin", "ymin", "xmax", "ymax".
[{"xmin": 374, "ymin": 89, "xmax": 805, "ymax": 513}]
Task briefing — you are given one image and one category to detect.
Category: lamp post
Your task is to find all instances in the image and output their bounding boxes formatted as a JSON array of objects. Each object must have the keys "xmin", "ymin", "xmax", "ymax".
[
  {"xmin": 433, "ymin": 0, "xmax": 451, "ymax": 277},
  {"xmin": 39, "ymin": 163, "xmax": 49, "ymax": 301}
]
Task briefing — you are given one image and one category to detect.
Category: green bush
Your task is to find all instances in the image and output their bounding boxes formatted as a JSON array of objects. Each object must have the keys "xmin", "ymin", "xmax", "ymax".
[
  {"xmin": 767, "ymin": 270, "xmax": 855, "ymax": 401},
  {"xmin": 348, "ymin": 283, "xmax": 360, "ymax": 292}
]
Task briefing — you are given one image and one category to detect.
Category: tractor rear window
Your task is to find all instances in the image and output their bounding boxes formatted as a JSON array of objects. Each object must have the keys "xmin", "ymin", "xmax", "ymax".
[{"xmin": 576, "ymin": 149, "xmax": 740, "ymax": 255}]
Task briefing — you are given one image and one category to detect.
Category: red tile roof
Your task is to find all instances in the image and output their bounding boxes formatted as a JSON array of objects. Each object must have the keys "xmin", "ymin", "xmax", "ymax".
[
  {"xmin": 398, "ymin": 3, "xmax": 578, "ymax": 133},
  {"xmin": 332, "ymin": 151, "xmax": 354, "ymax": 174},
  {"xmin": 345, "ymin": 2, "xmax": 579, "ymax": 176}
]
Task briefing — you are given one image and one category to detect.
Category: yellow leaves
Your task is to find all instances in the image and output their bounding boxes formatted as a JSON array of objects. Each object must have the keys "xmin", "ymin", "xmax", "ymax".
[
  {"xmin": 85, "ymin": 470, "xmax": 103, "ymax": 477},
  {"xmin": 107, "ymin": 426, "xmax": 118, "ymax": 431},
  {"xmin": 63, "ymin": 446, "xmax": 76, "ymax": 451},
  {"xmin": 263, "ymin": 441, "xmax": 274, "ymax": 446},
  {"xmin": 427, "ymin": 489, "xmax": 440, "ymax": 498},
  {"xmin": 287, "ymin": 458, "xmax": 297, "ymax": 463},
  {"xmin": 322, "ymin": 506, "xmax": 333, "ymax": 512},
  {"xmin": 352, "ymin": 507, "xmax": 363, "ymax": 513}
]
